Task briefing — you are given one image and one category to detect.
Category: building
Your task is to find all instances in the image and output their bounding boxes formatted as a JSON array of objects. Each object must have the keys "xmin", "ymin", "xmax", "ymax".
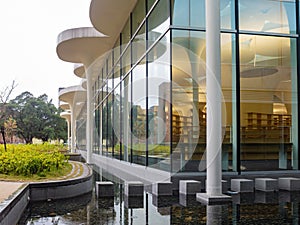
[{"xmin": 57, "ymin": 0, "xmax": 300, "ymax": 190}]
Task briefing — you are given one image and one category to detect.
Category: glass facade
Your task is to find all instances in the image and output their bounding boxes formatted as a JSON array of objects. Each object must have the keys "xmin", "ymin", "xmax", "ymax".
[{"xmin": 76, "ymin": 0, "xmax": 300, "ymax": 173}]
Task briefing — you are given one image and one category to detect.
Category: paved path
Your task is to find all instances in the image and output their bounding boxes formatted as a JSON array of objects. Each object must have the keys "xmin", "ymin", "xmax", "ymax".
[{"xmin": 0, "ymin": 181, "xmax": 25, "ymax": 203}]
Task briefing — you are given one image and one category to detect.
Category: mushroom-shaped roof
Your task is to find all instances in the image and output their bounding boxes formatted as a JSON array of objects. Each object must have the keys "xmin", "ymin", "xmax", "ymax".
[
  {"xmin": 58, "ymin": 85, "xmax": 86, "ymax": 105},
  {"xmin": 56, "ymin": 27, "xmax": 110, "ymax": 65},
  {"xmin": 90, "ymin": 0, "xmax": 137, "ymax": 42},
  {"xmin": 74, "ymin": 63, "xmax": 85, "ymax": 78},
  {"xmin": 60, "ymin": 111, "xmax": 71, "ymax": 121},
  {"xmin": 59, "ymin": 102, "xmax": 71, "ymax": 111},
  {"xmin": 90, "ymin": 0, "xmax": 169, "ymax": 41}
]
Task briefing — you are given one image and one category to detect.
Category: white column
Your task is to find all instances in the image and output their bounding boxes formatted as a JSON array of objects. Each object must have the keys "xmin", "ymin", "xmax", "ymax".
[
  {"xmin": 67, "ymin": 119, "xmax": 71, "ymax": 151},
  {"xmin": 70, "ymin": 105, "xmax": 76, "ymax": 153},
  {"xmin": 123, "ymin": 78, "xmax": 129, "ymax": 162},
  {"xmin": 207, "ymin": 205, "xmax": 223, "ymax": 225},
  {"xmin": 206, "ymin": 0, "xmax": 222, "ymax": 196},
  {"xmin": 86, "ymin": 70, "xmax": 93, "ymax": 164}
]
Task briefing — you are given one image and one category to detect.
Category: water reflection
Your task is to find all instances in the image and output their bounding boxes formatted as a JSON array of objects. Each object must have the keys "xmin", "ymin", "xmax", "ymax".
[{"xmin": 18, "ymin": 180, "xmax": 300, "ymax": 224}]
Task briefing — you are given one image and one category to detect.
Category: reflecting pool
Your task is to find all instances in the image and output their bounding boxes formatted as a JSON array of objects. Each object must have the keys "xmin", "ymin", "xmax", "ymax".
[{"xmin": 18, "ymin": 175, "xmax": 300, "ymax": 224}]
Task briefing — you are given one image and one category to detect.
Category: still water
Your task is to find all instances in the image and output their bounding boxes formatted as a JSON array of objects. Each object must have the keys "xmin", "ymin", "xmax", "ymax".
[{"xmin": 18, "ymin": 178, "xmax": 300, "ymax": 224}]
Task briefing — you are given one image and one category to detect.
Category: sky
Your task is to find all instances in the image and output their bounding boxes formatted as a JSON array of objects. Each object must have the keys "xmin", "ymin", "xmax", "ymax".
[{"xmin": 0, "ymin": 0, "xmax": 92, "ymax": 106}]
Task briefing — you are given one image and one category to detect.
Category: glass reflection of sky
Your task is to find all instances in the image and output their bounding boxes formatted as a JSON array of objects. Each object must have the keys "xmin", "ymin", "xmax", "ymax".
[{"xmin": 239, "ymin": 0, "xmax": 295, "ymax": 34}]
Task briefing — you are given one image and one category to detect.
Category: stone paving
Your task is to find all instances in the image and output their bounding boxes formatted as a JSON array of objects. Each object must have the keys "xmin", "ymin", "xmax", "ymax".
[{"xmin": 0, "ymin": 181, "xmax": 25, "ymax": 203}]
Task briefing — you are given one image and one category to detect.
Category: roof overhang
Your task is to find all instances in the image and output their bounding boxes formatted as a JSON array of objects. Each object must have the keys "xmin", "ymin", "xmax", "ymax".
[
  {"xmin": 89, "ymin": 0, "xmax": 137, "ymax": 43},
  {"xmin": 59, "ymin": 102, "xmax": 71, "ymax": 111},
  {"xmin": 56, "ymin": 27, "xmax": 111, "ymax": 65},
  {"xmin": 58, "ymin": 85, "xmax": 86, "ymax": 105},
  {"xmin": 74, "ymin": 63, "xmax": 86, "ymax": 78},
  {"xmin": 60, "ymin": 112, "xmax": 71, "ymax": 121}
]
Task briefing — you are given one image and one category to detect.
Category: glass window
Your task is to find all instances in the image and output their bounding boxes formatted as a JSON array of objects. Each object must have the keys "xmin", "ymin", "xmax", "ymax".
[
  {"xmin": 147, "ymin": 32, "xmax": 171, "ymax": 171},
  {"xmin": 121, "ymin": 74, "xmax": 132, "ymax": 162},
  {"xmin": 132, "ymin": 61, "xmax": 147, "ymax": 166},
  {"xmin": 121, "ymin": 19, "xmax": 131, "ymax": 49},
  {"xmin": 132, "ymin": 0, "xmax": 146, "ymax": 35},
  {"xmin": 239, "ymin": 0, "xmax": 296, "ymax": 34},
  {"xmin": 102, "ymin": 100, "xmax": 107, "ymax": 156},
  {"xmin": 172, "ymin": 30, "xmax": 206, "ymax": 172},
  {"xmin": 171, "ymin": 0, "xmax": 234, "ymax": 29},
  {"xmin": 114, "ymin": 37, "xmax": 121, "ymax": 65},
  {"xmin": 171, "ymin": 0, "xmax": 205, "ymax": 28},
  {"xmin": 121, "ymin": 46, "xmax": 131, "ymax": 79},
  {"xmin": 221, "ymin": 33, "xmax": 234, "ymax": 171},
  {"xmin": 148, "ymin": 0, "xmax": 170, "ymax": 48},
  {"xmin": 170, "ymin": 30, "xmax": 234, "ymax": 172},
  {"xmin": 107, "ymin": 94, "xmax": 114, "ymax": 157},
  {"xmin": 107, "ymin": 53, "xmax": 113, "ymax": 77},
  {"xmin": 113, "ymin": 84, "xmax": 122, "ymax": 160},
  {"xmin": 132, "ymin": 23, "xmax": 146, "ymax": 65},
  {"xmin": 240, "ymin": 35, "xmax": 297, "ymax": 170},
  {"xmin": 107, "ymin": 59, "xmax": 114, "ymax": 93},
  {"xmin": 147, "ymin": 0, "xmax": 156, "ymax": 12},
  {"xmin": 94, "ymin": 106, "xmax": 101, "ymax": 154},
  {"xmin": 220, "ymin": 0, "xmax": 234, "ymax": 29},
  {"xmin": 113, "ymin": 38, "xmax": 122, "ymax": 87}
]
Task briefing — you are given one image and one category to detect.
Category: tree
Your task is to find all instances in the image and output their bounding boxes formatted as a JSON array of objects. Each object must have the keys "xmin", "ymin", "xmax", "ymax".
[
  {"xmin": 4, "ymin": 116, "xmax": 17, "ymax": 143},
  {"xmin": 0, "ymin": 80, "xmax": 18, "ymax": 149},
  {"xmin": 8, "ymin": 92, "xmax": 67, "ymax": 144}
]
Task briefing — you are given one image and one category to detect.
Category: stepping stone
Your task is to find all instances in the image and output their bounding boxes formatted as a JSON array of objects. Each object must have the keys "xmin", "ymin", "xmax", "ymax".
[
  {"xmin": 152, "ymin": 182, "xmax": 173, "ymax": 196},
  {"xmin": 124, "ymin": 181, "xmax": 144, "ymax": 197},
  {"xmin": 255, "ymin": 178, "xmax": 278, "ymax": 192},
  {"xmin": 231, "ymin": 179, "xmax": 254, "ymax": 193},
  {"xmin": 95, "ymin": 181, "xmax": 114, "ymax": 197},
  {"xmin": 179, "ymin": 180, "xmax": 201, "ymax": 195},
  {"xmin": 278, "ymin": 177, "xmax": 300, "ymax": 191}
]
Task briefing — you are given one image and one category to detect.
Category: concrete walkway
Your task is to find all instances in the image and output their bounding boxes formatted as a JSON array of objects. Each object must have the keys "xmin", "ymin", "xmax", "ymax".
[{"xmin": 0, "ymin": 181, "xmax": 25, "ymax": 203}]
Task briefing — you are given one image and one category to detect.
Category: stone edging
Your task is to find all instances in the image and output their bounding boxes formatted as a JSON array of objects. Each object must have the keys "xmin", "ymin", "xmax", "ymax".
[{"xmin": 0, "ymin": 161, "xmax": 93, "ymax": 225}]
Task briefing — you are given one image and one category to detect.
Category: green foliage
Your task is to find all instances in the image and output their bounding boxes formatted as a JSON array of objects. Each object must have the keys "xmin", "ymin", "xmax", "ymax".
[
  {"xmin": 7, "ymin": 92, "xmax": 67, "ymax": 143},
  {"xmin": 0, "ymin": 143, "xmax": 69, "ymax": 177}
]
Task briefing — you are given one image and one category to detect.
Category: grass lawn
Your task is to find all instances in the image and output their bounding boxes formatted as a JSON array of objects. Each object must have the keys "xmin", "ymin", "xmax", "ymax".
[{"xmin": 0, "ymin": 163, "xmax": 73, "ymax": 182}]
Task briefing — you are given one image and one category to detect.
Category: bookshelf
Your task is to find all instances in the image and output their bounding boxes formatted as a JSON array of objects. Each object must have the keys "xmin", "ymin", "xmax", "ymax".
[{"xmin": 242, "ymin": 112, "xmax": 291, "ymax": 143}]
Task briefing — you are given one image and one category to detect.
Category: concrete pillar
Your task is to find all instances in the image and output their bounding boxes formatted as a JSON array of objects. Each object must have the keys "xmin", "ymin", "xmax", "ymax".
[
  {"xmin": 86, "ymin": 68, "xmax": 93, "ymax": 164},
  {"xmin": 66, "ymin": 119, "xmax": 71, "ymax": 151},
  {"xmin": 123, "ymin": 78, "xmax": 130, "ymax": 162},
  {"xmin": 124, "ymin": 181, "xmax": 144, "ymax": 197},
  {"xmin": 95, "ymin": 181, "xmax": 114, "ymax": 197},
  {"xmin": 196, "ymin": 0, "xmax": 231, "ymax": 204},
  {"xmin": 206, "ymin": 0, "xmax": 222, "ymax": 196},
  {"xmin": 70, "ymin": 105, "xmax": 76, "ymax": 153}
]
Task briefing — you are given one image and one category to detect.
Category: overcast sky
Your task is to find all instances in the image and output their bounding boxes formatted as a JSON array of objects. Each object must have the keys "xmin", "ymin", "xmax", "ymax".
[{"xmin": 0, "ymin": 0, "xmax": 91, "ymax": 106}]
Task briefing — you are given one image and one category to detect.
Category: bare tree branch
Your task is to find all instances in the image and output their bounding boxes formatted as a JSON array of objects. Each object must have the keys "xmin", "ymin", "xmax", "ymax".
[{"xmin": 0, "ymin": 80, "xmax": 18, "ymax": 104}]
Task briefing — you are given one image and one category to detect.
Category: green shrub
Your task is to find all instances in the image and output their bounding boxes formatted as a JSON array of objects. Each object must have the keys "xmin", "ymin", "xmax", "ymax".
[{"xmin": 0, "ymin": 143, "xmax": 69, "ymax": 177}]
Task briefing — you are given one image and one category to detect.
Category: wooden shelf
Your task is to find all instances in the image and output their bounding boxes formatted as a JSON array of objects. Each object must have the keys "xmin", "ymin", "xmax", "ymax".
[{"xmin": 243, "ymin": 112, "xmax": 291, "ymax": 143}]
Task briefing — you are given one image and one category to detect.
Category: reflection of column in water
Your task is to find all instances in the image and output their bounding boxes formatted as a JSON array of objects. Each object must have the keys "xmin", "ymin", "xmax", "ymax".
[
  {"xmin": 146, "ymin": 194, "xmax": 149, "ymax": 225},
  {"xmin": 232, "ymin": 204, "xmax": 240, "ymax": 224},
  {"xmin": 206, "ymin": 205, "xmax": 223, "ymax": 225},
  {"xmin": 86, "ymin": 204, "xmax": 90, "ymax": 225},
  {"xmin": 120, "ymin": 184, "xmax": 123, "ymax": 223},
  {"xmin": 292, "ymin": 201, "xmax": 299, "ymax": 224}
]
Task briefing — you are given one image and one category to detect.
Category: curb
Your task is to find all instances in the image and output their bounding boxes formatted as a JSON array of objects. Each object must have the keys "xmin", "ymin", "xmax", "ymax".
[{"xmin": 0, "ymin": 161, "xmax": 93, "ymax": 225}]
